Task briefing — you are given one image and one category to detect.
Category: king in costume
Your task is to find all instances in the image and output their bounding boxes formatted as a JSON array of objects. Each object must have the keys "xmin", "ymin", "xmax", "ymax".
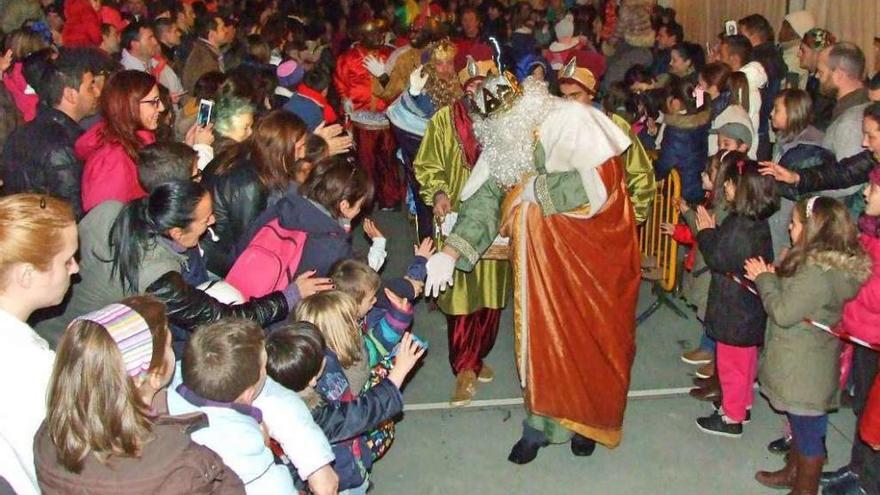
[{"xmin": 424, "ymin": 74, "xmax": 641, "ymax": 461}]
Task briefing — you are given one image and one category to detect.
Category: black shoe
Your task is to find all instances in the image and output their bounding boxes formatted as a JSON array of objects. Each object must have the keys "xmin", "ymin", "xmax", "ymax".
[
  {"xmin": 507, "ymin": 436, "xmax": 549, "ymax": 465},
  {"xmin": 767, "ymin": 436, "xmax": 792, "ymax": 455},
  {"xmin": 821, "ymin": 466, "xmax": 858, "ymax": 488},
  {"xmin": 570, "ymin": 434, "xmax": 596, "ymax": 457},
  {"xmin": 696, "ymin": 411, "xmax": 742, "ymax": 438},
  {"xmin": 711, "ymin": 400, "xmax": 751, "ymax": 424}
]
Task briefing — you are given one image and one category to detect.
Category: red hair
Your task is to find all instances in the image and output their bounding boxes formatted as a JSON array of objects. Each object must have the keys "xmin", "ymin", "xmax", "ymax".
[{"xmin": 99, "ymin": 70, "xmax": 157, "ymax": 159}]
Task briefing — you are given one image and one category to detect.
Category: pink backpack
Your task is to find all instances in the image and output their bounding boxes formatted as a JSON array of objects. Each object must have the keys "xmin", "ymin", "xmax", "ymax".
[{"xmin": 225, "ymin": 218, "xmax": 307, "ymax": 300}]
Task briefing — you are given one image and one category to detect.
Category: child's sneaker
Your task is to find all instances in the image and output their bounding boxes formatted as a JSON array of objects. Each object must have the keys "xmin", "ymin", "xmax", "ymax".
[
  {"xmin": 696, "ymin": 411, "xmax": 743, "ymax": 438},
  {"xmin": 712, "ymin": 400, "xmax": 751, "ymax": 423},
  {"xmin": 681, "ymin": 348, "xmax": 713, "ymax": 365}
]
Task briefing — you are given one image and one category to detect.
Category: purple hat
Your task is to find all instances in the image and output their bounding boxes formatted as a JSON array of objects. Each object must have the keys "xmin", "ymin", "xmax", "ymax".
[{"xmin": 277, "ymin": 60, "xmax": 305, "ymax": 88}]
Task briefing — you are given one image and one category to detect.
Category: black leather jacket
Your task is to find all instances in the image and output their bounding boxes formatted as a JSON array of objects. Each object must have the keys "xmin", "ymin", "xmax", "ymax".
[
  {"xmin": 1, "ymin": 107, "xmax": 85, "ymax": 218},
  {"xmin": 202, "ymin": 154, "xmax": 270, "ymax": 276},
  {"xmin": 146, "ymin": 271, "xmax": 289, "ymax": 331},
  {"xmin": 797, "ymin": 150, "xmax": 877, "ymax": 194}
]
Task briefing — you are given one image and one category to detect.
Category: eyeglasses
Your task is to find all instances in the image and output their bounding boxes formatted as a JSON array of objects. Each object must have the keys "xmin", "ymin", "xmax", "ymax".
[{"xmin": 140, "ymin": 97, "xmax": 162, "ymax": 107}]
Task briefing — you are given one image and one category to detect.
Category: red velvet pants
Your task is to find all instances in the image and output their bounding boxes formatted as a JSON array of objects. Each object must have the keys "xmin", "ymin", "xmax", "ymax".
[
  {"xmin": 446, "ymin": 308, "xmax": 502, "ymax": 375},
  {"xmin": 351, "ymin": 123, "xmax": 404, "ymax": 209}
]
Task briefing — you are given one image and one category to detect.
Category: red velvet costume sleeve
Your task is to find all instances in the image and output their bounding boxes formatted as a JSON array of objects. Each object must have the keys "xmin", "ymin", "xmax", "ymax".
[
  {"xmin": 333, "ymin": 45, "xmax": 391, "ymax": 113},
  {"xmin": 672, "ymin": 223, "xmax": 695, "ymax": 246}
]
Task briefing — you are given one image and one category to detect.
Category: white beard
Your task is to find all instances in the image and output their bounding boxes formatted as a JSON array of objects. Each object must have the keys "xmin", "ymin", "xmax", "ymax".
[{"xmin": 472, "ymin": 78, "xmax": 557, "ymax": 189}]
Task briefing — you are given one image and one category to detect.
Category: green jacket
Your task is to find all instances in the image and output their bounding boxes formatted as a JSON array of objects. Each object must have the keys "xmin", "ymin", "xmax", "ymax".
[{"xmin": 756, "ymin": 252, "xmax": 869, "ymax": 415}]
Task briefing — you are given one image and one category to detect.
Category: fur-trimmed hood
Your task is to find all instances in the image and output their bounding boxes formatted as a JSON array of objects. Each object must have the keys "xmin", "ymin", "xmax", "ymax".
[
  {"xmin": 663, "ymin": 106, "xmax": 712, "ymax": 130},
  {"xmin": 807, "ymin": 250, "xmax": 873, "ymax": 283}
]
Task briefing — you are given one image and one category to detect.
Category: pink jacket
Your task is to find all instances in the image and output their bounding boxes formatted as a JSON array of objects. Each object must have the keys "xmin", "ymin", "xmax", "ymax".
[
  {"xmin": 839, "ymin": 234, "xmax": 880, "ymax": 343},
  {"xmin": 76, "ymin": 121, "xmax": 154, "ymax": 212},
  {"xmin": 61, "ymin": 0, "xmax": 102, "ymax": 47},
  {"xmin": 2, "ymin": 63, "xmax": 38, "ymax": 122}
]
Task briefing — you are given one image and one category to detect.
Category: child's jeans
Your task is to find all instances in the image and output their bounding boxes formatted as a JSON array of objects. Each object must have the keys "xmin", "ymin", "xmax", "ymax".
[
  {"xmin": 339, "ymin": 480, "xmax": 369, "ymax": 495},
  {"xmin": 716, "ymin": 342, "xmax": 758, "ymax": 423},
  {"xmin": 699, "ymin": 332, "xmax": 716, "ymax": 353},
  {"xmin": 788, "ymin": 413, "xmax": 828, "ymax": 457}
]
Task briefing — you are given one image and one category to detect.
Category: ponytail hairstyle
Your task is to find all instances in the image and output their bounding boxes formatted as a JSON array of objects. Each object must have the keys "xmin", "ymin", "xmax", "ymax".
[
  {"xmin": 718, "ymin": 152, "xmax": 778, "ymax": 220},
  {"xmin": 727, "ymin": 71, "xmax": 750, "ymax": 113},
  {"xmin": 294, "ymin": 290, "xmax": 362, "ymax": 368},
  {"xmin": 46, "ymin": 295, "xmax": 170, "ymax": 473},
  {"xmin": 777, "ymin": 196, "xmax": 870, "ymax": 280},
  {"xmin": 298, "ymin": 156, "xmax": 374, "ymax": 218},
  {"xmin": 0, "ymin": 195, "xmax": 74, "ymax": 287},
  {"xmin": 109, "ymin": 180, "xmax": 210, "ymax": 293}
]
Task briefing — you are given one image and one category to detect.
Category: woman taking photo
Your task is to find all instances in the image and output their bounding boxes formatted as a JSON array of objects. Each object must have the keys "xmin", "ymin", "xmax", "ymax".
[
  {"xmin": 76, "ymin": 70, "xmax": 162, "ymax": 212},
  {"xmin": 202, "ymin": 109, "xmax": 307, "ymax": 276},
  {"xmin": 0, "ymin": 195, "xmax": 78, "ymax": 495},
  {"xmin": 34, "ymin": 296, "xmax": 245, "ymax": 493},
  {"xmin": 38, "ymin": 180, "xmax": 325, "ymax": 344}
]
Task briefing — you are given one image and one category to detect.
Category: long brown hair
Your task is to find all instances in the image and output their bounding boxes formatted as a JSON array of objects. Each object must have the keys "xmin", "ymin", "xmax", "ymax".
[
  {"xmin": 774, "ymin": 88, "xmax": 813, "ymax": 139},
  {"xmin": 0, "ymin": 195, "xmax": 74, "ymax": 286},
  {"xmin": 213, "ymin": 110, "xmax": 307, "ymax": 191},
  {"xmin": 46, "ymin": 296, "xmax": 170, "ymax": 473},
  {"xmin": 99, "ymin": 70, "xmax": 157, "ymax": 160},
  {"xmin": 778, "ymin": 197, "xmax": 869, "ymax": 278}
]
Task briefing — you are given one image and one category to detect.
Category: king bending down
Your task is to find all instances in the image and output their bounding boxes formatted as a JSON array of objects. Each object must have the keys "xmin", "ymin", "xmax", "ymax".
[{"xmin": 424, "ymin": 74, "xmax": 642, "ymax": 463}]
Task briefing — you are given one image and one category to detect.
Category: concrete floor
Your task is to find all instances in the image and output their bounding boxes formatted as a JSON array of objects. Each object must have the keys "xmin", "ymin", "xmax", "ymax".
[{"xmin": 358, "ymin": 210, "xmax": 856, "ymax": 495}]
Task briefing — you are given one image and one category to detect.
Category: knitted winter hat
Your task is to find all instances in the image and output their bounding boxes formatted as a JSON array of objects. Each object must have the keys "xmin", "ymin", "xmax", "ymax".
[
  {"xmin": 784, "ymin": 10, "xmax": 816, "ymax": 39},
  {"xmin": 617, "ymin": 0, "xmax": 655, "ymax": 48},
  {"xmin": 73, "ymin": 303, "xmax": 153, "ymax": 378},
  {"xmin": 277, "ymin": 60, "xmax": 305, "ymax": 88}
]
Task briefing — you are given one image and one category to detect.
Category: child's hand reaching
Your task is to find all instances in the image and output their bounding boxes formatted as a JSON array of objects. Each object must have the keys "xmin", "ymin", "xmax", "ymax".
[
  {"xmin": 404, "ymin": 276, "xmax": 425, "ymax": 298},
  {"xmin": 294, "ymin": 270, "xmax": 335, "ymax": 298},
  {"xmin": 695, "ymin": 205, "xmax": 716, "ymax": 231},
  {"xmin": 673, "ymin": 197, "xmax": 690, "ymax": 214},
  {"xmin": 744, "ymin": 257, "xmax": 774, "ymax": 281},
  {"xmin": 388, "ymin": 332, "xmax": 427, "ymax": 388},
  {"xmin": 659, "ymin": 222, "xmax": 675, "ymax": 236},
  {"xmin": 414, "ymin": 237, "xmax": 435, "ymax": 258},
  {"xmin": 364, "ymin": 218, "xmax": 385, "ymax": 240},
  {"xmin": 385, "ymin": 287, "xmax": 411, "ymax": 312}
]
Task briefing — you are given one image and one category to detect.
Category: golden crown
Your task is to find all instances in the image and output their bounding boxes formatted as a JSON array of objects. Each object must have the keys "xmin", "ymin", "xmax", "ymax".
[{"xmin": 429, "ymin": 39, "xmax": 456, "ymax": 64}]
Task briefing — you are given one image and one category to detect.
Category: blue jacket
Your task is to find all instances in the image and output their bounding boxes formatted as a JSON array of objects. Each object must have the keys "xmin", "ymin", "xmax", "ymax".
[{"xmin": 656, "ymin": 108, "xmax": 712, "ymax": 203}]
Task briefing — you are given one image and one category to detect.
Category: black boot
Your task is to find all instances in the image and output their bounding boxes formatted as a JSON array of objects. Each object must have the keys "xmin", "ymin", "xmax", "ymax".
[
  {"xmin": 570, "ymin": 434, "xmax": 596, "ymax": 457},
  {"xmin": 507, "ymin": 424, "xmax": 549, "ymax": 465}
]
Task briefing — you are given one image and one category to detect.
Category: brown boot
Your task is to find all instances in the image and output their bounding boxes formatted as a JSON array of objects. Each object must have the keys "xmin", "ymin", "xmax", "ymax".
[
  {"xmin": 755, "ymin": 451, "xmax": 798, "ymax": 489},
  {"xmin": 450, "ymin": 370, "xmax": 477, "ymax": 407},
  {"xmin": 789, "ymin": 454, "xmax": 824, "ymax": 495}
]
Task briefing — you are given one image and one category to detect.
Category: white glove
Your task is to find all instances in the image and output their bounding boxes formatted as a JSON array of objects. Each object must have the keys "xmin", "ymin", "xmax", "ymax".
[
  {"xmin": 408, "ymin": 66, "xmax": 429, "ymax": 96},
  {"xmin": 342, "ymin": 98, "xmax": 354, "ymax": 114},
  {"xmin": 367, "ymin": 237, "xmax": 387, "ymax": 271},
  {"xmin": 425, "ymin": 252, "xmax": 455, "ymax": 298},
  {"xmin": 363, "ymin": 54, "xmax": 386, "ymax": 78}
]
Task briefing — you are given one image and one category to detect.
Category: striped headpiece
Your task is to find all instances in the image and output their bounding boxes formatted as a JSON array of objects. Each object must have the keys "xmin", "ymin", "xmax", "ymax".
[{"xmin": 73, "ymin": 303, "xmax": 154, "ymax": 378}]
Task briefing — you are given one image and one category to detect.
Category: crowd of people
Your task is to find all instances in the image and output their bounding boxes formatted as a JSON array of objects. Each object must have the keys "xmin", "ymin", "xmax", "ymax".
[{"xmin": 1, "ymin": 0, "xmax": 880, "ymax": 493}]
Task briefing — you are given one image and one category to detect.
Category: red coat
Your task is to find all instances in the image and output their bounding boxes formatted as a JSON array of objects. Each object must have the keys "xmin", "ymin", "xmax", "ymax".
[
  {"xmin": 3, "ymin": 63, "xmax": 38, "ymax": 122},
  {"xmin": 76, "ymin": 121, "xmax": 154, "ymax": 212},
  {"xmin": 671, "ymin": 223, "xmax": 697, "ymax": 272},
  {"xmin": 850, "ymin": 234, "xmax": 880, "ymax": 445},
  {"xmin": 333, "ymin": 44, "xmax": 392, "ymax": 113},
  {"xmin": 61, "ymin": 0, "xmax": 102, "ymax": 47}
]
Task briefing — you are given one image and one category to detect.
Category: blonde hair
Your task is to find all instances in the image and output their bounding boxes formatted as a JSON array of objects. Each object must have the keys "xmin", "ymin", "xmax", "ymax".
[
  {"xmin": 46, "ymin": 296, "xmax": 169, "ymax": 473},
  {"xmin": 0, "ymin": 194, "xmax": 74, "ymax": 288},
  {"xmin": 295, "ymin": 290, "xmax": 362, "ymax": 368}
]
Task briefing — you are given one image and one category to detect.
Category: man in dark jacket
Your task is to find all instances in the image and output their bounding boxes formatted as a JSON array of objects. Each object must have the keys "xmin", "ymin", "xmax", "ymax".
[
  {"xmin": 1, "ymin": 48, "xmax": 99, "ymax": 219},
  {"xmin": 738, "ymin": 14, "xmax": 787, "ymax": 160},
  {"xmin": 182, "ymin": 14, "xmax": 233, "ymax": 93}
]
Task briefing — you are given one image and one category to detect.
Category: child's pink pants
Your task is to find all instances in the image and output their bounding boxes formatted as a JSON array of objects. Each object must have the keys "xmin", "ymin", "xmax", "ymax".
[{"xmin": 716, "ymin": 342, "xmax": 758, "ymax": 423}]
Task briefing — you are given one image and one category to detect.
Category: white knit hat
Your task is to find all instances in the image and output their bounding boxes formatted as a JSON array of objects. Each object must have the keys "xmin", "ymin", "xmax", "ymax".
[{"xmin": 784, "ymin": 10, "xmax": 816, "ymax": 39}]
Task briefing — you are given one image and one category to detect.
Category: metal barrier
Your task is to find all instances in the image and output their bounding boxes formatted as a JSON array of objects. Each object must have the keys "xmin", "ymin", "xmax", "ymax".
[{"xmin": 637, "ymin": 169, "xmax": 688, "ymax": 325}]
